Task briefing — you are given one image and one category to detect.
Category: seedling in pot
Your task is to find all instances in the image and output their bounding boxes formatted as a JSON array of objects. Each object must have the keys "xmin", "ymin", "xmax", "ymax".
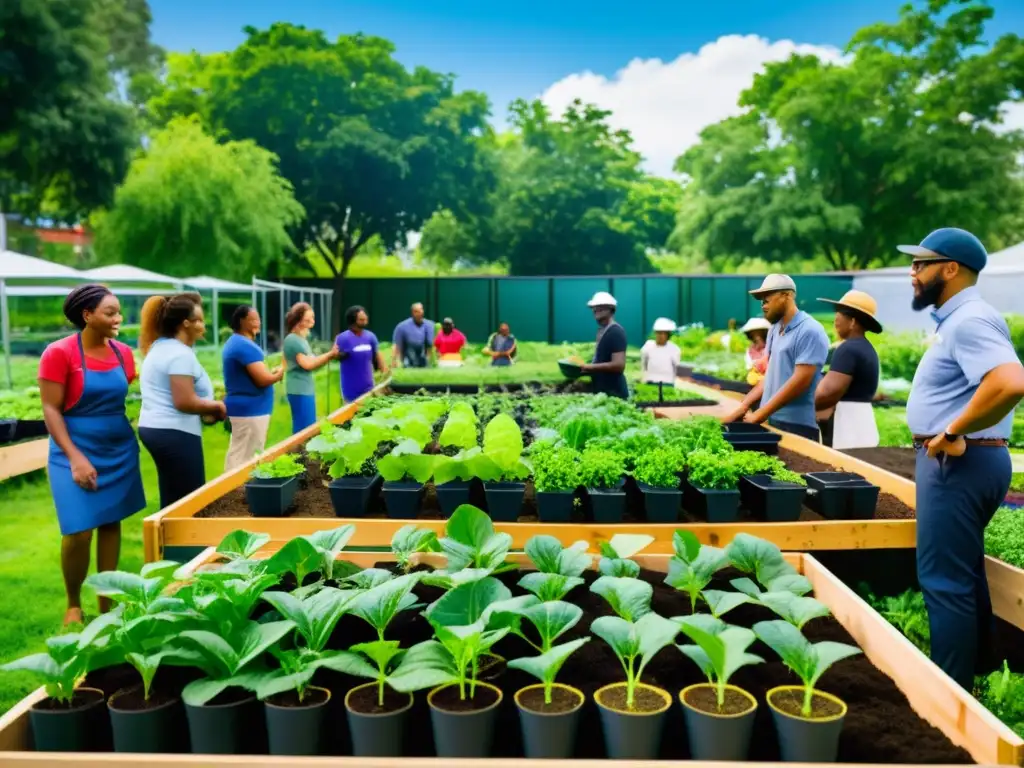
[
  {"xmin": 597, "ymin": 533, "xmax": 655, "ymax": 577},
  {"xmin": 1, "ymin": 632, "xmax": 117, "ymax": 706},
  {"xmin": 726, "ymin": 532, "xmax": 799, "ymax": 587},
  {"xmin": 664, "ymin": 529, "xmax": 728, "ymax": 612},
  {"xmin": 348, "ymin": 572, "xmax": 423, "ymax": 642},
  {"xmin": 508, "ymin": 638, "xmax": 590, "ymax": 705},
  {"xmin": 676, "ymin": 618, "xmax": 763, "ymax": 711},
  {"xmin": 251, "ymin": 453, "xmax": 306, "ymax": 480},
  {"xmin": 215, "ymin": 530, "xmax": 271, "ymax": 561},
  {"xmin": 488, "ymin": 598, "xmax": 583, "ymax": 655},
  {"xmin": 632, "ymin": 445, "xmax": 686, "ymax": 489},
  {"xmin": 590, "ymin": 612, "xmax": 681, "ymax": 709},
  {"xmin": 579, "ymin": 447, "xmax": 626, "ymax": 489},
  {"xmin": 590, "ymin": 576, "xmax": 653, "ymax": 622},
  {"xmin": 390, "ymin": 525, "xmax": 440, "ymax": 572},
  {"xmin": 518, "ymin": 535, "xmax": 591, "ymax": 601},
  {"xmin": 753, "ymin": 619, "xmax": 862, "ymax": 716},
  {"xmin": 427, "ymin": 504, "xmax": 515, "ymax": 587}
]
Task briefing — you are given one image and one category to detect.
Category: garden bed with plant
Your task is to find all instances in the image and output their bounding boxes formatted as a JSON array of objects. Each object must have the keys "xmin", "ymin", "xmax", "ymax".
[
  {"xmin": 2, "ymin": 515, "xmax": 1001, "ymax": 761},
  {"xmin": 192, "ymin": 393, "xmax": 913, "ymax": 523}
]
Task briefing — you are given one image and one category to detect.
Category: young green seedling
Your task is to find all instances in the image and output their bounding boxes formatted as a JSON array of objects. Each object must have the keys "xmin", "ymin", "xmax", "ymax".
[
  {"xmin": 1, "ymin": 633, "xmax": 117, "ymax": 705},
  {"xmin": 590, "ymin": 576, "xmax": 653, "ymax": 622},
  {"xmin": 518, "ymin": 535, "xmax": 591, "ymax": 601},
  {"xmin": 429, "ymin": 504, "xmax": 514, "ymax": 585},
  {"xmin": 756, "ymin": 592, "xmax": 831, "ymax": 629},
  {"xmin": 261, "ymin": 586, "xmax": 363, "ymax": 654},
  {"xmin": 699, "ymin": 590, "xmax": 753, "ymax": 619},
  {"xmin": 508, "ymin": 638, "xmax": 590, "ymax": 705},
  {"xmin": 676, "ymin": 618, "xmax": 763, "ymax": 711},
  {"xmin": 215, "ymin": 530, "xmax": 271, "ymax": 561},
  {"xmin": 664, "ymin": 529, "xmax": 727, "ymax": 612},
  {"xmin": 390, "ymin": 525, "xmax": 440, "ymax": 572},
  {"xmin": 487, "ymin": 598, "xmax": 582, "ymax": 654},
  {"xmin": 597, "ymin": 534, "xmax": 655, "ymax": 577},
  {"xmin": 753, "ymin": 619, "xmax": 862, "ymax": 716},
  {"xmin": 348, "ymin": 572, "xmax": 423, "ymax": 641},
  {"xmin": 725, "ymin": 533, "xmax": 798, "ymax": 587},
  {"xmin": 731, "ymin": 573, "xmax": 813, "ymax": 599},
  {"xmin": 591, "ymin": 612, "xmax": 680, "ymax": 709}
]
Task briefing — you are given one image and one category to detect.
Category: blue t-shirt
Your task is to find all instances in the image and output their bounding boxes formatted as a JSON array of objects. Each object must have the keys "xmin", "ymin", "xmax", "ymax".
[
  {"xmin": 222, "ymin": 334, "xmax": 274, "ymax": 417},
  {"xmin": 139, "ymin": 338, "xmax": 214, "ymax": 436},
  {"xmin": 761, "ymin": 311, "xmax": 829, "ymax": 429}
]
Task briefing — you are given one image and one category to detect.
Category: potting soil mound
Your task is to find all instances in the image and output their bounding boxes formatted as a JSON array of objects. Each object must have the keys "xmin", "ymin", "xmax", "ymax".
[{"xmin": 842, "ymin": 447, "xmax": 917, "ymax": 482}]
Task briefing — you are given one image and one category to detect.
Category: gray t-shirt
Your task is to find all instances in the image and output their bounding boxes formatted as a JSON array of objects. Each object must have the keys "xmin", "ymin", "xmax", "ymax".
[
  {"xmin": 761, "ymin": 311, "xmax": 829, "ymax": 428},
  {"xmin": 283, "ymin": 333, "xmax": 315, "ymax": 396}
]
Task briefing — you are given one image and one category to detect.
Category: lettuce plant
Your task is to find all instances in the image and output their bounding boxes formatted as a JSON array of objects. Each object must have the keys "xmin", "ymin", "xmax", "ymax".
[
  {"xmin": 676, "ymin": 616, "xmax": 763, "ymax": 711},
  {"xmin": 631, "ymin": 446, "xmax": 685, "ymax": 488},
  {"xmin": 531, "ymin": 444, "xmax": 583, "ymax": 493},
  {"xmin": 598, "ymin": 533, "xmax": 655, "ymax": 577},
  {"xmin": 579, "ymin": 447, "xmax": 626, "ymax": 490},
  {"xmin": 686, "ymin": 449, "xmax": 744, "ymax": 490},
  {"xmin": 519, "ymin": 535, "xmax": 591, "ymax": 601},
  {"xmin": 753, "ymin": 619, "xmax": 862, "ymax": 716},
  {"xmin": 439, "ymin": 402, "xmax": 479, "ymax": 451},
  {"xmin": 665, "ymin": 529, "xmax": 728, "ymax": 611},
  {"xmin": 591, "ymin": 612, "xmax": 680, "ymax": 709},
  {"xmin": 391, "ymin": 525, "xmax": 440, "ymax": 571},
  {"xmin": 377, "ymin": 439, "xmax": 438, "ymax": 484},
  {"xmin": 251, "ymin": 453, "xmax": 305, "ymax": 480}
]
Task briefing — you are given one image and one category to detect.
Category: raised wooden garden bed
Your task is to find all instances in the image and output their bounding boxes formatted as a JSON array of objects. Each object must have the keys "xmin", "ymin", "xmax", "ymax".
[
  {"xmin": 0, "ymin": 437, "xmax": 48, "ymax": 481},
  {"xmin": 0, "ymin": 539, "xmax": 1020, "ymax": 764}
]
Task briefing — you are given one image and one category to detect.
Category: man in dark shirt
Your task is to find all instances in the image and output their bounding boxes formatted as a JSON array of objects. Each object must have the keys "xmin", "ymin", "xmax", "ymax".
[
  {"xmin": 814, "ymin": 290, "xmax": 882, "ymax": 448},
  {"xmin": 581, "ymin": 291, "xmax": 629, "ymax": 399}
]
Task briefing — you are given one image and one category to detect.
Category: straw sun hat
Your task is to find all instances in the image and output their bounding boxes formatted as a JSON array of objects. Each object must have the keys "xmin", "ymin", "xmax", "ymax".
[{"xmin": 817, "ymin": 290, "xmax": 883, "ymax": 333}]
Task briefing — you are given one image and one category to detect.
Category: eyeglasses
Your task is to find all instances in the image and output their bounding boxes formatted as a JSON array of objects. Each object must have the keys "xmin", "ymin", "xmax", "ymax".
[{"xmin": 910, "ymin": 259, "xmax": 952, "ymax": 274}]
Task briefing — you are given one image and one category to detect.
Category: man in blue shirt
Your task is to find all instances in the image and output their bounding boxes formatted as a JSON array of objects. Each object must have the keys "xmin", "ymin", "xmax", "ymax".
[
  {"xmin": 391, "ymin": 303, "xmax": 434, "ymax": 368},
  {"xmin": 723, "ymin": 274, "xmax": 830, "ymax": 441},
  {"xmin": 902, "ymin": 227, "xmax": 1024, "ymax": 691}
]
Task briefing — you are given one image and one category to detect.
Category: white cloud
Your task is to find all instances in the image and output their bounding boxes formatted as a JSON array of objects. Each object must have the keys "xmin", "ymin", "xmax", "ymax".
[{"xmin": 539, "ymin": 34, "xmax": 1024, "ymax": 177}]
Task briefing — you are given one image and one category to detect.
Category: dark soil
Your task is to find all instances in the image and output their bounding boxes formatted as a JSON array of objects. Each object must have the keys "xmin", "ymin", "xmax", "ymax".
[
  {"xmin": 108, "ymin": 687, "xmax": 179, "ymax": 712},
  {"xmin": 346, "ymin": 684, "xmax": 411, "ymax": 715},
  {"xmin": 430, "ymin": 683, "xmax": 501, "ymax": 713},
  {"xmin": 683, "ymin": 685, "xmax": 754, "ymax": 716},
  {"xmin": 33, "ymin": 688, "xmax": 105, "ymax": 712},
  {"xmin": 842, "ymin": 447, "xmax": 917, "ymax": 481},
  {"xmin": 597, "ymin": 684, "xmax": 670, "ymax": 714},
  {"xmin": 770, "ymin": 688, "xmax": 846, "ymax": 720},
  {"xmin": 517, "ymin": 685, "xmax": 583, "ymax": 714},
  {"xmin": 266, "ymin": 687, "xmax": 330, "ymax": 709}
]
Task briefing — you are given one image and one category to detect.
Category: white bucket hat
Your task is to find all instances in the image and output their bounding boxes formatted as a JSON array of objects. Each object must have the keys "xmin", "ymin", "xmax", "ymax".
[
  {"xmin": 739, "ymin": 317, "xmax": 771, "ymax": 334},
  {"xmin": 587, "ymin": 291, "xmax": 617, "ymax": 308},
  {"xmin": 652, "ymin": 317, "xmax": 676, "ymax": 332},
  {"xmin": 749, "ymin": 274, "xmax": 796, "ymax": 299}
]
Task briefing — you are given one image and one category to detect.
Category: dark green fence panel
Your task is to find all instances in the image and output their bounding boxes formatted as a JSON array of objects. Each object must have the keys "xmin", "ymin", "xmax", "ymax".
[
  {"xmin": 610, "ymin": 277, "xmax": 644, "ymax": 344},
  {"xmin": 339, "ymin": 280, "xmax": 373, "ymax": 328},
  {"xmin": 712, "ymin": 278, "xmax": 752, "ymax": 330},
  {"xmin": 688, "ymin": 279, "xmax": 714, "ymax": 328},
  {"xmin": 792, "ymin": 275, "xmax": 854, "ymax": 315},
  {"xmin": 368, "ymin": 279, "xmax": 431, "ymax": 341},
  {"xmin": 553, "ymin": 278, "xmax": 609, "ymax": 343},
  {"xmin": 437, "ymin": 279, "xmax": 492, "ymax": 343},
  {"xmin": 496, "ymin": 280, "xmax": 549, "ymax": 344},
  {"xmin": 643, "ymin": 278, "xmax": 680, "ymax": 333}
]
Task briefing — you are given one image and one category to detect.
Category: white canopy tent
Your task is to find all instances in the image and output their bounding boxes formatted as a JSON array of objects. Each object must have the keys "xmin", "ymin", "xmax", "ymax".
[
  {"xmin": 183, "ymin": 276, "xmax": 269, "ymax": 352},
  {"xmin": 251, "ymin": 277, "xmax": 334, "ymax": 353},
  {"xmin": 83, "ymin": 264, "xmax": 186, "ymax": 288}
]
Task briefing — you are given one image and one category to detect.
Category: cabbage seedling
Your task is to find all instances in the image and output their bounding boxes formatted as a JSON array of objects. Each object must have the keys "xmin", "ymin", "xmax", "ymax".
[
  {"xmin": 753, "ymin": 619, "xmax": 862, "ymax": 716},
  {"xmin": 425, "ymin": 504, "xmax": 514, "ymax": 586},
  {"xmin": 590, "ymin": 576, "xmax": 653, "ymax": 622},
  {"xmin": 597, "ymin": 534, "xmax": 655, "ymax": 577},
  {"xmin": 390, "ymin": 525, "xmax": 440, "ymax": 571},
  {"xmin": 756, "ymin": 592, "xmax": 831, "ymax": 629},
  {"xmin": 731, "ymin": 573, "xmax": 812, "ymax": 598},
  {"xmin": 725, "ymin": 533, "xmax": 798, "ymax": 587},
  {"xmin": 348, "ymin": 573, "xmax": 423, "ymax": 641},
  {"xmin": 699, "ymin": 590, "xmax": 752, "ymax": 618},
  {"xmin": 591, "ymin": 613, "xmax": 680, "ymax": 709},
  {"xmin": 518, "ymin": 535, "xmax": 591, "ymax": 601},
  {"xmin": 215, "ymin": 530, "xmax": 271, "ymax": 561},
  {"xmin": 676, "ymin": 619, "xmax": 763, "ymax": 711},
  {"xmin": 508, "ymin": 638, "xmax": 590, "ymax": 704},
  {"xmin": 664, "ymin": 530, "xmax": 727, "ymax": 612},
  {"xmin": 487, "ymin": 599, "xmax": 582, "ymax": 654}
]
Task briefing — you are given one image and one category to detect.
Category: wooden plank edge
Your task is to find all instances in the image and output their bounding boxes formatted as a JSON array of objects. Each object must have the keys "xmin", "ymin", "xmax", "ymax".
[
  {"xmin": 160, "ymin": 517, "xmax": 918, "ymax": 552},
  {"xmin": 986, "ymin": 555, "xmax": 1024, "ymax": 632},
  {"xmin": 0, "ymin": 758, "xmax": 985, "ymax": 767},
  {"xmin": 0, "ymin": 437, "xmax": 48, "ymax": 481},
  {"xmin": 0, "ymin": 686, "xmax": 47, "ymax": 752},
  {"xmin": 801, "ymin": 554, "xmax": 1024, "ymax": 766}
]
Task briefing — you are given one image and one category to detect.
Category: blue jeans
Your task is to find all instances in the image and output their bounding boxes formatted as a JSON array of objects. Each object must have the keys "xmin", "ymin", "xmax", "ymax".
[
  {"xmin": 916, "ymin": 445, "xmax": 1011, "ymax": 691},
  {"xmin": 287, "ymin": 394, "xmax": 317, "ymax": 434}
]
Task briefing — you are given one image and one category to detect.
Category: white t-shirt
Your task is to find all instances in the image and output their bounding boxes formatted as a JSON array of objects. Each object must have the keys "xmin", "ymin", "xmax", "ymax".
[
  {"xmin": 139, "ymin": 338, "xmax": 214, "ymax": 436},
  {"xmin": 640, "ymin": 340, "xmax": 681, "ymax": 384}
]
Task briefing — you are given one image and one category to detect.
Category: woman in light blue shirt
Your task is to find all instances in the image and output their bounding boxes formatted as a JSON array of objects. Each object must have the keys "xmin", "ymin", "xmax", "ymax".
[{"xmin": 138, "ymin": 292, "xmax": 225, "ymax": 509}]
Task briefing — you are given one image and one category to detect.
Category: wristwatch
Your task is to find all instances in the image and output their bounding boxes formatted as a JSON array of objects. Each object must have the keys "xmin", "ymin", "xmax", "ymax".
[{"xmin": 944, "ymin": 426, "xmax": 960, "ymax": 442}]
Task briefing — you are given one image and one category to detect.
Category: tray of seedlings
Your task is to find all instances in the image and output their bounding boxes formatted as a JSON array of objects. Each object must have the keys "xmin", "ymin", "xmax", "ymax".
[{"xmin": 2, "ymin": 517, "xmax": 1018, "ymax": 763}]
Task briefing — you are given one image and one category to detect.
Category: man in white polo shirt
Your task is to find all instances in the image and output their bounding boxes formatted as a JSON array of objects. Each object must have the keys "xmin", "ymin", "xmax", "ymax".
[{"xmin": 722, "ymin": 274, "xmax": 830, "ymax": 441}]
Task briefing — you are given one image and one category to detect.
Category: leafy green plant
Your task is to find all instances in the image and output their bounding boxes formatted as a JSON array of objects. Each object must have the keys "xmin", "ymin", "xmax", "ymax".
[
  {"xmin": 631, "ymin": 445, "xmax": 684, "ymax": 488},
  {"xmin": 391, "ymin": 525, "xmax": 440, "ymax": 572},
  {"xmin": 532, "ymin": 445, "xmax": 583, "ymax": 493},
  {"xmin": 985, "ymin": 507, "xmax": 1024, "ymax": 569},
  {"xmin": 215, "ymin": 530, "xmax": 271, "ymax": 561},
  {"xmin": 753, "ymin": 619, "xmax": 862, "ymax": 716},
  {"xmin": 508, "ymin": 638, "xmax": 590, "ymax": 705},
  {"xmin": 591, "ymin": 612, "xmax": 680, "ymax": 709},
  {"xmin": 725, "ymin": 533, "xmax": 799, "ymax": 587},
  {"xmin": 686, "ymin": 449, "xmax": 743, "ymax": 490},
  {"xmin": 860, "ymin": 587, "xmax": 930, "ymax": 654},
  {"xmin": 519, "ymin": 535, "xmax": 591, "ymax": 601},
  {"xmin": 755, "ymin": 592, "xmax": 831, "ymax": 629},
  {"xmin": 251, "ymin": 453, "xmax": 306, "ymax": 480},
  {"xmin": 1, "ymin": 633, "xmax": 116, "ymax": 705},
  {"xmin": 431, "ymin": 504, "xmax": 514, "ymax": 585},
  {"xmin": 266, "ymin": 526, "xmax": 360, "ymax": 585},
  {"xmin": 462, "ymin": 413, "xmax": 532, "ymax": 482},
  {"xmin": 676, "ymin": 616, "xmax": 763, "ymax": 710},
  {"xmin": 590, "ymin": 576, "xmax": 653, "ymax": 622},
  {"xmin": 579, "ymin": 447, "xmax": 626, "ymax": 490},
  {"xmin": 598, "ymin": 533, "xmax": 655, "ymax": 577},
  {"xmin": 731, "ymin": 573, "xmax": 813, "ymax": 599},
  {"xmin": 975, "ymin": 661, "xmax": 1024, "ymax": 738},
  {"xmin": 348, "ymin": 572, "xmax": 422, "ymax": 642},
  {"xmin": 377, "ymin": 439, "xmax": 438, "ymax": 484},
  {"xmin": 439, "ymin": 402, "xmax": 479, "ymax": 451},
  {"xmin": 664, "ymin": 529, "xmax": 727, "ymax": 611}
]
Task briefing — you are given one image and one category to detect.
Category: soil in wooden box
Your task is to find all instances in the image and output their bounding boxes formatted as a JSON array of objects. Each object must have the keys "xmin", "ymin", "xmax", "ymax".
[{"xmin": 842, "ymin": 447, "xmax": 917, "ymax": 482}]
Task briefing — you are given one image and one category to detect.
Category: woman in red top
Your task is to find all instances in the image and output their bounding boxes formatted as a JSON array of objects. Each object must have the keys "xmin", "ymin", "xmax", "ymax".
[
  {"xmin": 38, "ymin": 284, "xmax": 145, "ymax": 625},
  {"xmin": 434, "ymin": 317, "xmax": 467, "ymax": 357}
]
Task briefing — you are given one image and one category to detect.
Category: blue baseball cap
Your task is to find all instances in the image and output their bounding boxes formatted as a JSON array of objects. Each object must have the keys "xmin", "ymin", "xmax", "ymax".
[{"xmin": 896, "ymin": 227, "xmax": 988, "ymax": 272}]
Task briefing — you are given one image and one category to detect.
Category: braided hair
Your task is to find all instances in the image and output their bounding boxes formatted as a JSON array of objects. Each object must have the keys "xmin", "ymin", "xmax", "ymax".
[{"xmin": 63, "ymin": 284, "xmax": 113, "ymax": 330}]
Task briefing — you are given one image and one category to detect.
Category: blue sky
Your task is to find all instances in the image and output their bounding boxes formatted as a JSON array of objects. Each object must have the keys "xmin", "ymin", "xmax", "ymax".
[{"xmin": 149, "ymin": 1, "xmax": 1024, "ymax": 174}]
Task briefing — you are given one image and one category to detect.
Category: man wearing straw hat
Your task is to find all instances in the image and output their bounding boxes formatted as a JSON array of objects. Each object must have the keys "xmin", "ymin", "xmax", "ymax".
[
  {"xmin": 900, "ymin": 227, "xmax": 1024, "ymax": 691},
  {"xmin": 813, "ymin": 290, "xmax": 882, "ymax": 449},
  {"xmin": 723, "ymin": 274, "xmax": 830, "ymax": 441}
]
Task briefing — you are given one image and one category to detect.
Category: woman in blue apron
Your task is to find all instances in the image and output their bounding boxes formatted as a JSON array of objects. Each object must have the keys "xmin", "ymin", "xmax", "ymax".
[{"xmin": 38, "ymin": 285, "xmax": 145, "ymax": 626}]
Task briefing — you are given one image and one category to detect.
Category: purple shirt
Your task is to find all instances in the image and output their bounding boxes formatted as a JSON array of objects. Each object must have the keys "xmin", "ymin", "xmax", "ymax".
[{"xmin": 335, "ymin": 329, "xmax": 378, "ymax": 402}]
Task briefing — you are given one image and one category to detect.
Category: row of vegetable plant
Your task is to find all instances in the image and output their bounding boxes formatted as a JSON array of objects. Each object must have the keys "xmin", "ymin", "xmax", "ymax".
[{"xmin": 5, "ymin": 514, "xmax": 867, "ymax": 760}]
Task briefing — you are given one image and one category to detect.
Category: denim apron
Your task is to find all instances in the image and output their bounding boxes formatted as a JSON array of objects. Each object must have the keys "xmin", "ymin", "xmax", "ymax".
[{"xmin": 47, "ymin": 336, "xmax": 146, "ymax": 535}]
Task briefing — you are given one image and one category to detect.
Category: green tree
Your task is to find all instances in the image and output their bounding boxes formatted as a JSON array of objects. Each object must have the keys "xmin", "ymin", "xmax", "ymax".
[
  {"xmin": 92, "ymin": 117, "xmax": 305, "ymax": 279},
  {"xmin": 148, "ymin": 24, "xmax": 494, "ymax": 283},
  {"xmin": 674, "ymin": 0, "xmax": 1024, "ymax": 271}
]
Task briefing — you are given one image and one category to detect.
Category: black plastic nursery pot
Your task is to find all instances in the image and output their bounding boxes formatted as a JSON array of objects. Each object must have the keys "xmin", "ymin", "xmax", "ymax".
[
  {"xmin": 29, "ymin": 687, "xmax": 111, "ymax": 752},
  {"xmin": 679, "ymin": 683, "xmax": 758, "ymax": 761},
  {"xmin": 427, "ymin": 681, "xmax": 504, "ymax": 758},
  {"xmin": 723, "ymin": 422, "xmax": 782, "ymax": 454},
  {"xmin": 767, "ymin": 685, "xmax": 847, "ymax": 762},
  {"xmin": 535, "ymin": 490, "xmax": 575, "ymax": 522},
  {"xmin": 344, "ymin": 682, "xmax": 414, "ymax": 758},
  {"xmin": 328, "ymin": 474, "xmax": 383, "ymax": 517},
  {"xmin": 108, "ymin": 687, "xmax": 187, "ymax": 754},
  {"xmin": 804, "ymin": 472, "xmax": 880, "ymax": 520},
  {"xmin": 483, "ymin": 481, "xmax": 526, "ymax": 522},
  {"xmin": 588, "ymin": 479, "xmax": 626, "ymax": 523},
  {"xmin": 435, "ymin": 480, "xmax": 472, "ymax": 517},
  {"xmin": 477, "ymin": 653, "xmax": 507, "ymax": 682},
  {"xmin": 185, "ymin": 690, "xmax": 262, "ymax": 755},
  {"xmin": 739, "ymin": 473, "xmax": 807, "ymax": 522},
  {"xmin": 264, "ymin": 686, "xmax": 331, "ymax": 756},
  {"xmin": 637, "ymin": 482, "xmax": 681, "ymax": 523},
  {"xmin": 594, "ymin": 682, "xmax": 671, "ymax": 760},
  {"xmin": 685, "ymin": 480, "xmax": 741, "ymax": 523},
  {"xmin": 244, "ymin": 476, "xmax": 299, "ymax": 517},
  {"xmin": 381, "ymin": 481, "xmax": 424, "ymax": 519},
  {"xmin": 514, "ymin": 683, "xmax": 584, "ymax": 759}
]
